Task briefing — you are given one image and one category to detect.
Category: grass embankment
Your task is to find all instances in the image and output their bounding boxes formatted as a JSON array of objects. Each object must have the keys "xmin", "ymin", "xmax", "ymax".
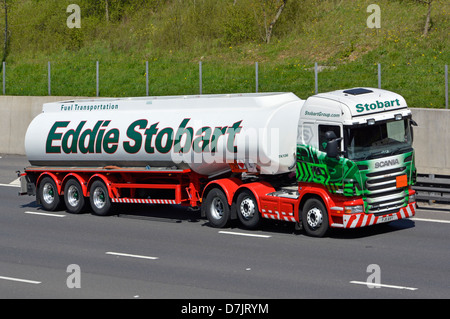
[{"xmin": 1, "ymin": 0, "xmax": 448, "ymax": 107}]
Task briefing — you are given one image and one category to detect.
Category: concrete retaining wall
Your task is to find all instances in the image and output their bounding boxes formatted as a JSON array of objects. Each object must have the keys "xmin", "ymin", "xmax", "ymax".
[
  {"xmin": 0, "ymin": 96, "xmax": 449, "ymax": 174},
  {"xmin": 411, "ymin": 108, "xmax": 450, "ymax": 175},
  {"xmin": 0, "ymin": 96, "xmax": 88, "ymax": 155}
]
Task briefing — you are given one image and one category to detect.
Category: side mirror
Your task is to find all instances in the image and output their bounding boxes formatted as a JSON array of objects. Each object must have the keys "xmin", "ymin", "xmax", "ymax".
[{"xmin": 325, "ymin": 131, "xmax": 342, "ymax": 158}]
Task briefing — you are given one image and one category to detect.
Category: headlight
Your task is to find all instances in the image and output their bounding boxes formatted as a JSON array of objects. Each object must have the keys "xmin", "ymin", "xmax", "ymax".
[
  {"xmin": 344, "ymin": 205, "xmax": 364, "ymax": 214},
  {"xmin": 408, "ymin": 193, "xmax": 416, "ymax": 203}
]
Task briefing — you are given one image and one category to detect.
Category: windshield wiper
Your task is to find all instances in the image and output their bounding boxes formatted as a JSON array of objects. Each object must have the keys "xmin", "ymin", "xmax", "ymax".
[
  {"xmin": 364, "ymin": 150, "xmax": 392, "ymax": 160},
  {"xmin": 392, "ymin": 146, "xmax": 413, "ymax": 155},
  {"xmin": 361, "ymin": 146, "xmax": 412, "ymax": 160}
]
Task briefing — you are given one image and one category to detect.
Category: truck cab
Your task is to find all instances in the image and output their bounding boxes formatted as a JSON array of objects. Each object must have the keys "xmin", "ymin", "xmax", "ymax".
[{"xmin": 296, "ymin": 87, "xmax": 416, "ymax": 234}]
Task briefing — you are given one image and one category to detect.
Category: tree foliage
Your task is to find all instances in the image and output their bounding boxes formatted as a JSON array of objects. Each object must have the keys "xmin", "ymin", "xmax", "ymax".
[{"xmin": 1, "ymin": 0, "xmax": 447, "ymax": 56}]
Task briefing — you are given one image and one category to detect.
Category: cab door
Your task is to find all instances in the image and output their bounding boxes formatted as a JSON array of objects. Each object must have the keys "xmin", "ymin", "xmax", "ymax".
[{"xmin": 315, "ymin": 122, "xmax": 344, "ymax": 190}]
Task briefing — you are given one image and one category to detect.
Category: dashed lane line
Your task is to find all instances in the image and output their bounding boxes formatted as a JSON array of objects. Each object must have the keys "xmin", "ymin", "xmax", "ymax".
[
  {"xmin": 24, "ymin": 211, "xmax": 66, "ymax": 218},
  {"xmin": 0, "ymin": 276, "xmax": 41, "ymax": 285},
  {"xmin": 105, "ymin": 252, "xmax": 159, "ymax": 260},
  {"xmin": 218, "ymin": 230, "xmax": 271, "ymax": 238},
  {"xmin": 411, "ymin": 217, "xmax": 450, "ymax": 224},
  {"xmin": 350, "ymin": 280, "xmax": 418, "ymax": 291}
]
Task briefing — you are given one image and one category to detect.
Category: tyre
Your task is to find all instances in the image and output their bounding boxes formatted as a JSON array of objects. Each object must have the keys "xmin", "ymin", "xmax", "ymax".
[
  {"xmin": 236, "ymin": 190, "xmax": 260, "ymax": 229},
  {"xmin": 301, "ymin": 198, "xmax": 329, "ymax": 237},
  {"xmin": 64, "ymin": 179, "xmax": 86, "ymax": 214},
  {"xmin": 37, "ymin": 176, "xmax": 62, "ymax": 211},
  {"xmin": 204, "ymin": 188, "xmax": 231, "ymax": 228},
  {"xmin": 89, "ymin": 180, "xmax": 112, "ymax": 216}
]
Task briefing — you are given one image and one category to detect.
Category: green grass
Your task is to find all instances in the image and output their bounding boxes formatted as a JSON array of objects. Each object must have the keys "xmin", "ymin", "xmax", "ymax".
[{"xmin": 0, "ymin": 0, "xmax": 448, "ymax": 108}]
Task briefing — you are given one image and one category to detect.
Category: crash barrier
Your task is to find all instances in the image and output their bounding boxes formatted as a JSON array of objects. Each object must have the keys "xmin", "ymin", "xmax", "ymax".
[{"xmin": 413, "ymin": 174, "xmax": 450, "ymax": 204}]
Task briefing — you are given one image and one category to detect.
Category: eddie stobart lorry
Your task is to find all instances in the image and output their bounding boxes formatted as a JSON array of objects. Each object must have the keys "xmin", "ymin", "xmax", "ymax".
[{"xmin": 19, "ymin": 87, "xmax": 417, "ymax": 237}]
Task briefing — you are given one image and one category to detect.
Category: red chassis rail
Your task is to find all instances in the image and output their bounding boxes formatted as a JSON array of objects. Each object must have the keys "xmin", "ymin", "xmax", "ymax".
[{"xmin": 23, "ymin": 166, "xmax": 206, "ymax": 208}]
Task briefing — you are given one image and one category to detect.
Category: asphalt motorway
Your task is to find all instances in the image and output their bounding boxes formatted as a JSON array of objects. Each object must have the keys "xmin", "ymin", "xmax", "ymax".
[{"xmin": 1, "ymin": 155, "xmax": 449, "ymax": 303}]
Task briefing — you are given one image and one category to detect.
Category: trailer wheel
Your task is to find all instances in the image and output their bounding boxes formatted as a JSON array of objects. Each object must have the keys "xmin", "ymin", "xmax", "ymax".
[
  {"xmin": 236, "ymin": 190, "xmax": 260, "ymax": 229},
  {"xmin": 38, "ymin": 176, "xmax": 62, "ymax": 211},
  {"xmin": 301, "ymin": 198, "xmax": 329, "ymax": 237},
  {"xmin": 205, "ymin": 188, "xmax": 231, "ymax": 228},
  {"xmin": 89, "ymin": 180, "xmax": 112, "ymax": 216},
  {"xmin": 64, "ymin": 179, "xmax": 86, "ymax": 214}
]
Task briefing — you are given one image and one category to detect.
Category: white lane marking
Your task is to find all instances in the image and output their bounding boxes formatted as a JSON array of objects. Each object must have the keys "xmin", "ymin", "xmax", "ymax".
[
  {"xmin": 0, "ymin": 276, "xmax": 41, "ymax": 285},
  {"xmin": 350, "ymin": 281, "xmax": 418, "ymax": 291},
  {"xmin": 218, "ymin": 231, "xmax": 271, "ymax": 238},
  {"xmin": 10, "ymin": 177, "xmax": 20, "ymax": 186},
  {"xmin": 0, "ymin": 183, "xmax": 19, "ymax": 188},
  {"xmin": 106, "ymin": 252, "xmax": 159, "ymax": 260},
  {"xmin": 0, "ymin": 177, "xmax": 21, "ymax": 188},
  {"xmin": 411, "ymin": 217, "xmax": 450, "ymax": 224},
  {"xmin": 24, "ymin": 211, "xmax": 66, "ymax": 218}
]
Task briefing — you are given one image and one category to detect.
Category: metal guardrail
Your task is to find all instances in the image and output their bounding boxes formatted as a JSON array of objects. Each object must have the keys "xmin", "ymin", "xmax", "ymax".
[{"xmin": 413, "ymin": 174, "xmax": 450, "ymax": 204}]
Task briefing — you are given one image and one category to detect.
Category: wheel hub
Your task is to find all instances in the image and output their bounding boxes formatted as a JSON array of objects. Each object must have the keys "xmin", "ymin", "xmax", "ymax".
[
  {"xmin": 306, "ymin": 207, "xmax": 323, "ymax": 229},
  {"xmin": 210, "ymin": 197, "xmax": 224, "ymax": 220},
  {"xmin": 240, "ymin": 198, "xmax": 255, "ymax": 219},
  {"xmin": 42, "ymin": 183, "xmax": 55, "ymax": 204},
  {"xmin": 67, "ymin": 185, "xmax": 80, "ymax": 207},
  {"xmin": 93, "ymin": 187, "xmax": 106, "ymax": 209}
]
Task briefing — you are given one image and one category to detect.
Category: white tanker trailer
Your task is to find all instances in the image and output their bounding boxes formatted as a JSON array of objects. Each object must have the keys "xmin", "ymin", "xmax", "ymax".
[
  {"xmin": 25, "ymin": 92, "xmax": 301, "ymax": 176},
  {"xmin": 20, "ymin": 88, "xmax": 417, "ymax": 237}
]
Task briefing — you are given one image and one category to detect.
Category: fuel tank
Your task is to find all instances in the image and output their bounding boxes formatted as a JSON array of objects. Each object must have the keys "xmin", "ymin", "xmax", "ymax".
[{"xmin": 25, "ymin": 93, "xmax": 303, "ymax": 176}]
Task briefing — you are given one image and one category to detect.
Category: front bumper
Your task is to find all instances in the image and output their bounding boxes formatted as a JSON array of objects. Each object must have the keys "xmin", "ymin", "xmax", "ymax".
[{"xmin": 333, "ymin": 202, "xmax": 416, "ymax": 229}]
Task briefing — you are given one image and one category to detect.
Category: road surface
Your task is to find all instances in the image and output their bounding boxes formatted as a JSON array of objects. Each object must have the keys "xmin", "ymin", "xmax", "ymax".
[{"xmin": 1, "ymin": 155, "xmax": 449, "ymax": 307}]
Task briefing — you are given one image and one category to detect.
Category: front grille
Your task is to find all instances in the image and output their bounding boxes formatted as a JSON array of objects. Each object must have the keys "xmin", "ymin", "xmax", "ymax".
[{"xmin": 365, "ymin": 166, "xmax": 408, "ymax": 215}]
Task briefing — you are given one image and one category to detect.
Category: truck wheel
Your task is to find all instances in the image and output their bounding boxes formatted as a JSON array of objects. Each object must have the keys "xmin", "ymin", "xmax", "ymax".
[
  {"xmin": 301, "ymin": 198, "xmax": 329, "ymax": 237},
  {"xmin": 205, "ymin": 188, "xmax": 231, "ymax": 228},
  {"xmin": 236, "ymin": 190, "xmax": 260, "ymax": 229},
  {"xmin": 64, "ymin": 179, "xmax": 86, "ymax": 214},
  {"xmin": 89, "ymin": 180, "xmax": 112, "ymax": 216},
  {"xmin": 38, "ymin": 176, "xmax": 62, "ymax": 211}
]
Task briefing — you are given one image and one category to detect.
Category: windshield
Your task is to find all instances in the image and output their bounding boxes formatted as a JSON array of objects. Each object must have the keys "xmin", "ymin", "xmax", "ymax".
[{"xmin": 345, "ymin": 119, "xmax": 413, "ymax": 160}]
